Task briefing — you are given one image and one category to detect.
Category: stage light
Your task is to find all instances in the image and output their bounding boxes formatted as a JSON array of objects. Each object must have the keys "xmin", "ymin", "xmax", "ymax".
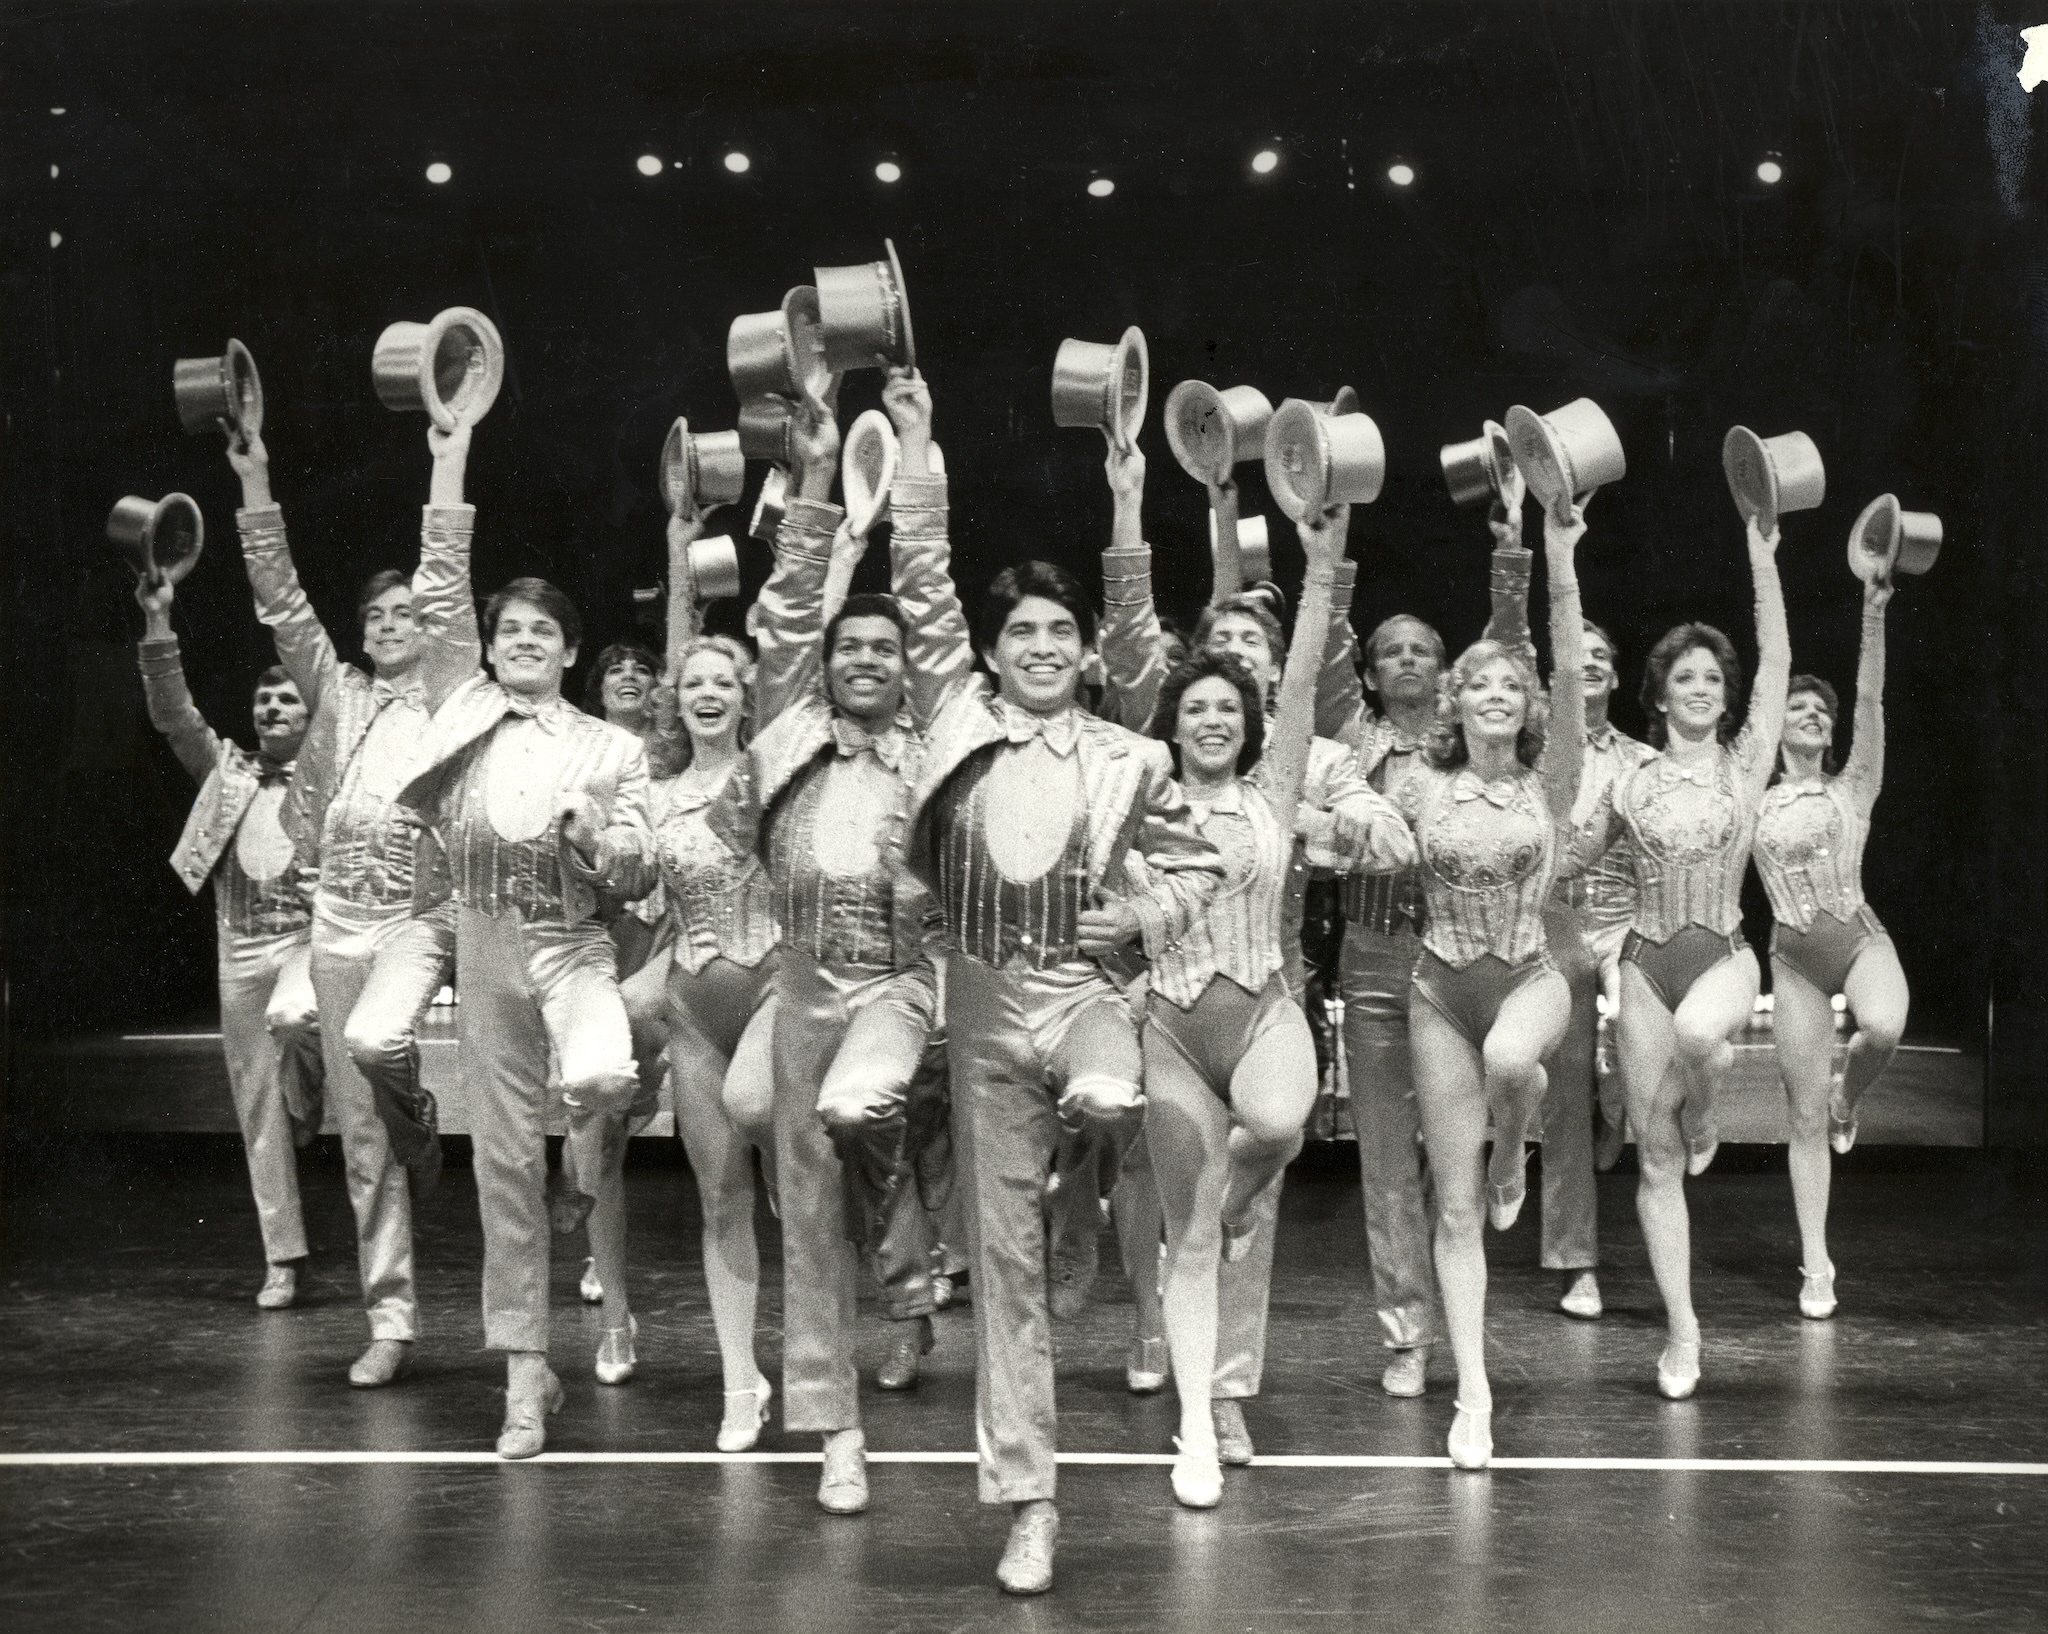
[
  {"xmin": 50, "ymin": 165, "xmax": 58, "ymax": 178},
  {"xmin": 636, "ymin": 154, "xmax": 663, "ymax": 177},
  {"xmin": 1756, "ymin": 156, "xmax": 1784, "ymax": 185},
  {"xmin": 1387, "ymin": 162, "xmax": 1415, "ymax": 187},
  {"xmin": 875, "ymin": 159, "xmax": 902, "ymax": 184},
  {"xmin": 50, "ymin": 107, "xmax": 64, "ymax": 116},
  {"xmin": 425, "ymin": 162, "xmax": 452, "ymax": 185},
  {"xmin": 1251, "ymin": 148, "xmax": 1279, "ymax": 176},
  {"xmin": 50, "ymin": 231, "xmax": 62, "ymax": 247},
  {"xmin": 724, "ymin": 150, "xmax": 751, "ymax": 174},
  {"xmin": 1087, "ymin": 176, "xmax": 1115, "ymax": 198}
]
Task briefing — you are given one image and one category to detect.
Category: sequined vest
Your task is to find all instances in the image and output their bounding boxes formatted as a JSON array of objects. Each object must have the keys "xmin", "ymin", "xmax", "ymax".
[{"xmin": 932, "ymin": 746, "xmax": 1092, "ymax": 971}]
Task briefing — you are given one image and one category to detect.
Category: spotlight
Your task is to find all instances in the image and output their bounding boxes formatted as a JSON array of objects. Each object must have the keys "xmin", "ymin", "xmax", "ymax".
[
  {"xmin": 49, "ymin": 231, "xmax": 62, "ymax": 247},
  {"xmin": 424, "ymin": 161, "xmax": 452, "ymax": 185},
  {"xmin": 1087, "ymin": 176, "xmax": 1115, "ymax": 198},
  {"xmin": 724, "ymin": 150, "xmax": 751, "ymax": 174},
  {"xmin": 50, "ymin": 164, "xmax": 58, "ymax": 178},
  {"xmin": 1756, "ymin": 156, "xmax": 1784, "ymax": 185},
  {"xmin": 875, "ymin": 159, "xmax": 902, "ymax": 184},
  {"xmin": 1387, "ymin": 162, "xmax": 1415, "ymax": 188},
  {"xmin": 636, "ymin": 154, "xmax": 663, "ymax": 177},
  {"xmin": 1251, "ymin": 148, "xmax": 1279, "ymax": 176},
  {"xmin": 50, "ymin": 107, "xmax": 65, "ymax": 116}
]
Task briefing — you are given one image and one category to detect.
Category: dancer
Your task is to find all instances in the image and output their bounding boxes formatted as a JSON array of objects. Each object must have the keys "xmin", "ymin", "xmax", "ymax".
[
  {"xmin": 226, "ymin": 422, "xmax": 471, "ymax": 1387},
  {"xmin": 396, "ymin": 566, "xmax": 655, "ymax": 1458},
  {"xmin": 1138, "ymin": 504, "xmax": 1411, "ymax": 1507},
  {"xmin": 1757, "ymin": 571, "xmax": 1908, "ymax": 1319},
  {"xmin": 136, "ymin": 576, "xmax": 320, "ymax": 1309},
  {"xmin": 1398, "ymin": 499, "xmax": 1590, "ymax": 1469},
  {"xmin": 896, "ymin": 480, "xmax": 1224, "ymax": 1594},
  {"xmin": 1601, "ymin": 514, "xmax": 1789, "ymax": 1399}
]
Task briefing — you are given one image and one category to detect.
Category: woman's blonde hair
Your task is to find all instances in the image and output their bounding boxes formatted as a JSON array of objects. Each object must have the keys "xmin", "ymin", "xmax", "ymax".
[
  {"xmin": 651, "ymin": 634, "xmax": 757, "ymax": 776},
  {"xmin": 1424, "ymin": 639, "xmax": 1549, "ymax": 770}
]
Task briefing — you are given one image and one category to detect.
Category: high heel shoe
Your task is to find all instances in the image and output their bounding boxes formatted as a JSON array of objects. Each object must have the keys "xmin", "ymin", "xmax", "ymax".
[
  {"xmin": 1657, "ymin": 1338, "xmax": 1702, "ymax": 1400},
  {"xmin": 1828, "ymin": 1074, "xmax": 1859, "ymax": 1155},
  {"xmin": 1487, "ymin": 1145, "xmax": 1530, "ymax": 1232},
  {"xmin": 1126, "ymin": 1335, "xmax": 1170, "ymax": 1394},
  {"xmin": 1447, "ymin": 1402, "xmax": 1493, "ymax": 1470},
  {"xmin": 1799, "ymin": 1263, "xmax": 1838, "ymax": 1320},
  {"xmin": 256, "ymin": 1264, "xmax": 297, "ymax": 1310},
  {"xmin": 1170, "ymin": 1436, "xmax": 1223, "ymax": 1508},
  {"xmin": 496, "ymin": 1367, "xmax": 565, "ymax": 1459},
  {"xmin": 716, "ymin": 1374, "xmax": 773, "ymax": 1452},
  {"xmin": 595, "ymin": 1315, "xmax": 638, "ymax": 1385},
  {"xmin": 1681, "ymin": 1096, "xmax": 1720, "ymax": 1176},
  {"xmin": 579, "ymin": 1257, "xmax": 604, "ymax": 1304}
]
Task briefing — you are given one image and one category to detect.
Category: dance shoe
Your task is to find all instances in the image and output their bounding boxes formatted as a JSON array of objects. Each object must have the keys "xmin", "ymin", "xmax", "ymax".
[
  {"xmin": 348, "ymin": 1338, "xmax": 415, "ymax": 1389},
  {"xmin": 1447, "ymin": 1402, "xmax": 1493, "ymax": 1470},
  {"xmin": 1487, "ymin": 1144, "xmax": 1531, "ymax": 1231},
  {"xmin": 1170, "ymin": 1437, "xmax": 1224, "ymax": 1509},
  {"xmin": 1212, "ymin": 1400, "xmax": 1255, "ymax": 1466},
  {"xmin": 1047, "ymin": 1236, "xmax": 1099, "ymax": 1321},
  {"xmin": 876, "ymin": 1315, "xmax": 935, "ymax": 1391},
  {"xmin": 1559, "ymin": 1271, "xmax": 1604, "ymax": 1320},
  {"xmin": 996, "ymin": 1501, "xmax": 1060, "ymax": 1595},
  {"xmin": 1126, "ymin": 1335, "xmax": 1170, "ymax": 1395},
  {"xmin": 817, "ymin": 1429, "xmax": 869, "ymax": 1515},
  {"xmin": 595, "ymin": 1315, "xmax": 638, "ymax": 1385},
  {"xmin": 1656, "ymin": 1339, "xmax": 1702, "ymax": 1401},
  {"xmin": 1221, "ymin": 1213, "xmax": 1256, "ymax": 1264},
  {"xmin": 497, "ymin": 1365, "xmax": 565, "ymax": 1460},
  {"xmin": 256, "ymin": 1264, "xmax": 297, "ymax": 1310},
  {"xmin": 579, "ymin": 1257, "xmax": 604, "ymax": 1304},
  {"xmin": 1799, "ymin": 1263, "xmax": 1838, "ymax": 1320},
  {"xmin": 1681, "ymin": 1098, "xmax": 1720, "ymax": 1176},
  {"xmin": 1829, "ymin": 1080, "xmax": 1859, "ymax": 1155},
  {"xmin": 1381, "ymin": 1347, "xmax": 1429, "ymax": 1398},
  {"xmin": 716, "ymin": 1375, "xmax": 773, "ymax": 1453}
]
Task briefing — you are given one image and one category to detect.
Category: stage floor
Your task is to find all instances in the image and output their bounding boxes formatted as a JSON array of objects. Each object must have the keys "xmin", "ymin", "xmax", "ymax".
[{"xmin": 1, "ymin": 1135, "xmax": 2041, "ymax": 1632}]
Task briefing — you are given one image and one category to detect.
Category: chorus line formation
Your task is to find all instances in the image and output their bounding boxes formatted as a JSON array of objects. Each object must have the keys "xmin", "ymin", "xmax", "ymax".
[{"xmin": 110, "ymin": 240, "xmax": 1943, "ymax": 1595}]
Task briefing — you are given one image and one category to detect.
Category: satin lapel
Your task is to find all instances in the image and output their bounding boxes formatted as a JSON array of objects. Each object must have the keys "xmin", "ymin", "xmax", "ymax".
[
  {"xmin": 1078, "ymin": 725, "xmax": 1144, "ymax": 889},
  {"xmin": 750, "ymin": 699, "xmax": 838, "ymax": 816},
  {"xmin": 396, "ymin": 674, "xmax": 511, "ymax": 812}
]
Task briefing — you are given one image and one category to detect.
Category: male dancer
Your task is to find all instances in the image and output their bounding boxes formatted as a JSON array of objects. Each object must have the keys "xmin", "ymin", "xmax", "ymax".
[
  {"xmin": 398, "ymin": 569, "xmax": 655, "ymax": 1457},
  {"xmin": 895, "ymin": 461, "xmax": 1224, "ymax": 1594},
  {"xmin": 136, "ymin": 576, "xmax": 321, "ymax": 1308},
  {"xmin": 224, "ymin": 421, "xmax": 474, "ymax": 1387},
  {"xmin": 706, "ymin": 370, "xmax": 949, "ymax": 1514}
]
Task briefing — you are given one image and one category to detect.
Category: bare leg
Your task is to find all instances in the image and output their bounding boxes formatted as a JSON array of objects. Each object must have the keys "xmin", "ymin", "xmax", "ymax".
[
  {"xmin": 1618, "ymin": 963, "xmax": 1692, "ymax": 1347},
  {"xmin": 1411, "ymin": 999, "xmax": 1489, "ymax": 1414},
  {"xmin": 1110, "ymin": 1139, "xmax": 1166, "ymax": 1371},
  {"xmin": 1772, "ymin": 957, "xmax": 1838, "ymax": 1279},
  {"xmin": 1219, "ymin": 1011, "xmax": 1317, "ymax": 1236},
  {"xmin": 1841, "ymin": 940, "xmax": 1910, "ymax": 1112},
  {"xmin": 1483, "ymin": 970, "xmax": 1571, "ymax": 1222},
  {"xmin": 671, "ymin": 1006, "xmax": 763, "ymax": 1396}
]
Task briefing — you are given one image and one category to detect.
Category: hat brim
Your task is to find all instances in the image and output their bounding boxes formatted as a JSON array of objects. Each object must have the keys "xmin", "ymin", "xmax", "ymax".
[{"xmin": 885, "ymin": 239, "xmax": 917, "ymax": 370}]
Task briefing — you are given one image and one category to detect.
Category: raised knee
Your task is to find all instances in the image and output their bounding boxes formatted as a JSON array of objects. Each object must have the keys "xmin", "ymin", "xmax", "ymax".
[
  {"xmin": 343, "ymin": 1016, "xmax": 405, "ymax": 1069},
  {"xmin": 1856, "ymin": 1016, "xmax": 1904, "ymax": 1056},
  {"xmin": 1672, "ymin": 1021, "xmax": 1725, "ymax": 1070},
  {"xmin": 1061, "ymin": 1075, "xmax": 1143, "ymax": 1127}
]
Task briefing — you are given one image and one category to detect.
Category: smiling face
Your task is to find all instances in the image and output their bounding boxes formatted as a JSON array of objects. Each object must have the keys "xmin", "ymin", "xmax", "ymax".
[
  {"xmin": 1582, "ymin": 626, "xmax": 1618, "ymax": 706},
  {"xmin": 600, "ymin": 654, "xmax": 657, "ymax": 726},
  {"xmin": 825, "ymin": 614, "xmax": 906, "ymax": 729},
  {"xmin": 362, "ymin": 583, "xmax": 421, "ymax": 678},
  {"xmin": 991, "ymin": 594, "xmax": 1087, "ymax": 716},
  {"xmin": 676, "ymin": 647, "xmax": 745, "ymax": 752},
  {"xmin": 1457, "ymin": 654, "xmax": 1530, "ymax": 751},
  {"xmin": 489, "ymin": 598, "xmax": 577, "ymax": 699},
  {"xmin": 251, "ymin": 676, "xmax": 308, "ymax": 756},
  {"xmin": 1203, "ymin": 611, "xmax": 1279, "ymax": 700},
  {"xmin": 1660, "ymin": 644, "xmax": 1728, "ymax": 739},
  {"xmin": 1368, "ymin": 618, "xmax": 1442, "ymax": 707},
  {"xmin": 1176, "ymin": 674, "xmax": 1248, "ymax": 781},
  {"xmin": 1781, "ymin": 687, "xmax": 1835, "ymax": 762}
]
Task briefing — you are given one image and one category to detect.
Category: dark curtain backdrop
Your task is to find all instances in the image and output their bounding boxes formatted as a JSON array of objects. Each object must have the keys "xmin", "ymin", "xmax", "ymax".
[{"xmin": 4, "ymin": 2, "xmax": 2044, "ymax": 1140}]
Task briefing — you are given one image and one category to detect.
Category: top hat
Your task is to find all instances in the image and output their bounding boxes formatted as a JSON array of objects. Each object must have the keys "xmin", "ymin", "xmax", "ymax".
[
  {"xmin": 1439, "ymin": 420, "xmax": 1517, "ymax": 508},
  {"xmin": 1051, "ymin": 327, "xmax": 1149, "ymax": 452},
  {"xmin": 815, "ymin": 240, "xmax": 916, "ymax": 372},
  {"xmin": 727, "ymin": 286, "xmax": 827, "ymax": 403},
  {"xmin": 1505, "ymin": 398, "xmax": 1625, "ymax": 513},
  {"xmin": 107, "ymin": 492, "xmax": 205, "ymax": 586},
  {"xmin": 372, "ymin": 307, "xmax": 505, "ymax": 430},
  {"xmin": 1321, "ymin": 385, "xmax": 1361, "ymax": 418},
  {"xmin": 1722, "ymin": 426, "xmax": 1826, "ymax": 535},
  {"xmin": 1264, "ymin": 398, "xmax": 1386, "ymax": 521},
  {"xmin": 1209, "ymin": 510, "xmax": 1273, "ymax": 586},
  {"xmin": 1848, "ymin": 494, "xmax": 1943, "ymax": 582},
  {"xmin": 660, "ymin": 418, "xmax": 747, "ymax": 518},
  {"xmin": 736, "ymin": 396, "xmax": 797, "ymax": 466},
  {"xmin": 748, "ymin": 466, "xmax": 789, "ymax": 542},
  {"xmin": 173, "ymin": 339, "xmax": 263, "ymax": 444},
  {"xmin": 683, "ymin": 535, "xmax": 743, "ymax": 604},
  {"xmin": 841, "ymin": 410, "xmax": 900, "ymax": 538},
  {"xmin": 1165, "ymin": 381, "xmax": 1274, "ymax": 483}
]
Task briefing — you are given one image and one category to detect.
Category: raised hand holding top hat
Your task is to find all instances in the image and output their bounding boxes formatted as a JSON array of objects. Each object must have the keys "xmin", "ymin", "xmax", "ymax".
[{"xmin": 881, "ymin": 366, "xmax": 932, "ymax": 478}]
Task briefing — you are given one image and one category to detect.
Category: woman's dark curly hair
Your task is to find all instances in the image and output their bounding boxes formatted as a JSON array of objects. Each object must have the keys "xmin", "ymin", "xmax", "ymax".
[
  {"xmin": 1773, "ymin": 672, "xmax": 1843, "ymax": 780},
  {"xmin": 582, "ymin": 642, "xmax": 662, "ymax": 719},
  {"xmin": 1424, "ymin": 639, "xmax": 1549, "ymax": 770},
  {"xmin": 1151, "ymin": 650, "xmax": 1267, "ymax": 776},
  {"xmin": 1640, "ymin": 622, "xmax": 1743, "ymax": 749}
]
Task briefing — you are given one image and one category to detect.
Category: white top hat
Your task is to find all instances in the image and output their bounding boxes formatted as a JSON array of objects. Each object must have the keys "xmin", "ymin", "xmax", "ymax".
[
  {"xmin": 1051, "ymin": 326, "xmax": 1149, "ymax": 452},
  {"xmin": 1505, "ymin": 398, "xmax": 1626, "ymax": 512},
  {"xmin": 1264, "ymin": 398, "xmax": 1386, "ymax": 520},
  {"xmin": 815, "ymin": 240, "xmax": 916, "ymax": 372},
  {"xmin": 1209, "ymin": 510, "xmax": 1272, "ymax": 585},
  {"xmin": 1439, "ymin": 420, "xmax": 1517, "ymax": 508},
  {"xmin": 1722, "ymin": 426, "xmax": 1826, "ymax": 534},
  {"xmin": 1848, "ymin": 494, "xmax": 1943, "ymax": 581},
  {"xmin": 372, "ymin": 307, "xmax": 505, "ymax": 430},
  {"xmin": 727, "ymin": 286, "xmax": 827, "ymax": 403},
  {"xmin": 107, "ymin": 492, "xmax": 205, "ymax": 586},
  {"xmin": 1164, "ymin": 381, "xmax": 1274, "ymax": 483},
  {"xmin": 841, "ymin": 410, "xmax": 900, "ymax": 538},
  {"xmin": 748, "ymin": 466, "xmax": 789, "ymax": 543},
  {"xmin": 661, "ymin": 418, "xmax": 747, "ymax": 518},
  {"xmin": 684, "ymin": 535, "xmax": 742, "ymax": 604},
  {"xmin": 173, "ymin": 339, "xmax": 263, "ymax": 444}
]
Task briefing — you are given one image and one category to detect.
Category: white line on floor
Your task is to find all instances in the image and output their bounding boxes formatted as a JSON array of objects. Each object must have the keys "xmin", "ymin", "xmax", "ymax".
[{"xmin": 1, "ymin": 1450, "xmax": 2042, "ymax": 1475}]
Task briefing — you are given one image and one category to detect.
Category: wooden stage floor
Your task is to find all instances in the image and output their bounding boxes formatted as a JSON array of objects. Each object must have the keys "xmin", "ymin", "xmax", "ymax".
[{"xmin": 1, "ymin": 1129, "xmax": 2041, "ymax": 1632}]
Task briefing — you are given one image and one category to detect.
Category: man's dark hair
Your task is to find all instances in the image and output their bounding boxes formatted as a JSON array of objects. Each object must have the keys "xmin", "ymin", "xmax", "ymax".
[
  {"xmin": 483, "ymin": 576, "xmax": 583, "ymax": 653},
  {"xmin": 1152, "ymin": 650, "xmax": 1267, "ymax": 776},
  {"xmin": 254, "ymin": 664, "xmax": 295, "ymax": 694},
  {"xmin": 356, "ymin": 568, "xmax": 410, "ymax": 628},
  {"xmin": 1640, "ymin": 621, "xmax": 1743, "ymax": 748},
  {"xmin": 824, "ymin": 593, "xmax": 909, "ymax": 660},
  {"xmin": 1584, "ymin": 618, "xmax": 1621, "ymax": 667},
  {"xmin": 582, "ymin": 641, "xmax": 661, "ymax": 716},
  {"xmin": 976, "ymin": 560, "xmax": 1096, "ymax": 655}
]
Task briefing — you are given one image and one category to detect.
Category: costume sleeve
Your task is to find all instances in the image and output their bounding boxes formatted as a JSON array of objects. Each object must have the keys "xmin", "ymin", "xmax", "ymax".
[
  {"xmin": 1315, "ymin": 559, "xmax": 1370, "ymax": 747},
  {"xmin": 1124, "ymin": 745, "xmax": 1226, "ymax": 960},
  {"xmin": 563, "ymin": 737, "xmax": 656, "ymax": 903},
  {"xmin": 236, "ymin": 503, "xmax": 342, "ymax": 714},
  {"xmin": 1734, "ymin": 521, "xmax": 1793, "ymax": 801},
  {"xmin": 1840, "ymin": 599, "xmax": 1887, "ymax": 819},
  {"xmin": 1482, "ymin": 508, "xmax": 1539, "ymax": 673},
  {"xmin": 1538, "ymin": 512, "xmax": 1586, "ymax": 823},
  {"xmin": 1098, "ymin": 541, "xmax": 1165, "ymax": 732},
  {"xmin": 137, "ymin": 634, "xmax": 223, "ymax": 786},
  {"xmin": 890, "ymin": 472, "xmax": 980, "ymax": 729},
  {"xmin": 1556, "ymin": 770, "xmax": 1625, "ymax": 884},
  {"xmin": 415, "ymin": 503, "xmax": 480, "ymax": 709},
  {"xmin": 754, "ymin": 497, "xmax": 840, "ymax": 722}
]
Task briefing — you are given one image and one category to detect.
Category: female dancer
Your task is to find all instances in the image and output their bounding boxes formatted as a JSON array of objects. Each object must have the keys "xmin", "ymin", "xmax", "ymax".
[
  {"xmin": 1756, "ymin": 570, "xmax": 1908, "ymax": 1319},
  {"xmin": 1397, "ymin": 501, "xmax": 1588, "ymax": 1469},
  {"xmin": 1605, "ymin": 513, "xmax": 1789, "ymax": 1399},
  {"xmin": 1138, "ymin": 503, "xmax": 1410, "ymax": 1507}
]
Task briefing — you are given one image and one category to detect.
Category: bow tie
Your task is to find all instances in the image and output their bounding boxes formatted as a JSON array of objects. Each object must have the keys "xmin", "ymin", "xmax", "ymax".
[
  {"xmin": 996, "ymin": 700, "xmax": 1080, "ymax": 757},
  {"xmin": 505, "ymin": 692, "xmax": 571, "ymax": 732},
  {"xmin": 372, "ymin": 677, "xmax": 427, "ymax": 710},
  {"xmin": 1655, "ymin": 758, "xmax": 1715, "ymax": 788},
  {"xmin": 256, "ymin": 757, "xmax": 295, "ymax": 787},
  {"xmin": 1452, "ymin": 769, "xmax": 1522, "ymax": 810},
  {"xmin": 832, "ymin": 716, "xmax": 908, "ymax": 772}
]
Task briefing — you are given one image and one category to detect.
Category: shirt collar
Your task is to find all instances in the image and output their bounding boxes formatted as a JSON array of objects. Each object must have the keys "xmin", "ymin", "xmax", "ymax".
[
  {"xmin": 1186, "ymin": 779, "xmax": 1247, "ymax": 820},
  {"xmin": 995, "ymin": 698, "xmax": 1081, "ymax": 757},
  {"xmin": 504, "ymin": 691, "xmax": 574, "ymax": 732}
]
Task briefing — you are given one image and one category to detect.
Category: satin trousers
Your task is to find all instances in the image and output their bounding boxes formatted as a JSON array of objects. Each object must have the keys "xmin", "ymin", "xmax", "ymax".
[
  {"xmin": 216, "ymin": 926, "xmax": 318, "ymax": 1265},
  {"xmin": 1537, "ymin": 903, "xmax": 1599, "ymax": 1270},
  {"xmin": 338, "ymin": 903, "xmax": 457, "ymax": 1172}
]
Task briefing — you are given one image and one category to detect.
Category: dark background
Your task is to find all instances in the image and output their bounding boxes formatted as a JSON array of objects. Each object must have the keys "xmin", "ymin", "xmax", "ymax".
[{"xmin": 3, "ymin": 2, "xmax": 2043, "ymax": 1141}]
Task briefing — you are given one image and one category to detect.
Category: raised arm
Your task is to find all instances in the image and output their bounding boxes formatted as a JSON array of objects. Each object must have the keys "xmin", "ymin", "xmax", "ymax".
[
  {"xmin": 751, "ymin": 399, "xmax": 842, "ymax": 720},
  {"xmin": 1266, "ymin": 504, "xmax": 1348, "ymax": 828},
  {"xmin": 226, "ymin": 433, "xmax": 343, "ymax": 713},
  {"xmin": 415, "ymin": 422, "xmax": 481, "ymax": 707},
  {"xmin": 1098, "ymin": 441, "xmax": 1166, "ymax": 731},
  {"xmin": 1537, "ymin": 505, "xmax": 1587, "ymax": 823},
  {"xmin": 1120, "ymin": 747, "xmax": 1227, "ymax": 957},
  {"xmin": 134, "ymin": 577, "xmax": 223, "ymax": 785},
  {"xmin": 1315, "ymin": 559, "xmax": 1369, "ymax": 746},
  {"xmin": 883, "ymin": 369, "xmax": 978, "ymax": 727},
  {"xmin": 1737, "ymin": 515, "xmax": 1793, "ymax": 799},
  {"xmin": 1207, "ymin": 474, "xmax": 1243, "ymax": 603},
  {"xmin": 1840, "ymin": 576, "xmax": 1890, "ymax": 817},
  {"xmin": 1481, "ymin": 497, "xmax": 1540, "ymax": 673}
]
